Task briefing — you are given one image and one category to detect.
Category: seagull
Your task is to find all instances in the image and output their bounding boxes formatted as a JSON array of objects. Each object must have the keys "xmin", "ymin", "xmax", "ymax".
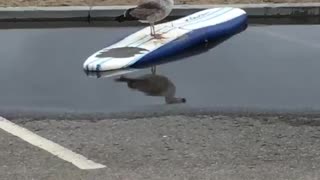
[
  {"xmin": 115, "ymin": 0, "xmax": 174, "ymax": 39},
  {"xmin": 114, "ymin": 73, "xmax": 186, "ymax": 104}
]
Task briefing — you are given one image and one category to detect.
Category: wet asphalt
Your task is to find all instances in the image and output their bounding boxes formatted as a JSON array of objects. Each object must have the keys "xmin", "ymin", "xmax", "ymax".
[{"xmin": 0, "ymin": 24, "xmax": 320, "ymax": 116}]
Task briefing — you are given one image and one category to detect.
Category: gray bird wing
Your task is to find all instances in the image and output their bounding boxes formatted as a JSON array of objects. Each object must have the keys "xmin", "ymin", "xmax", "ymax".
[{"xmin": 130, "ymin": 1, "xmax": 163, "ymax": 20}]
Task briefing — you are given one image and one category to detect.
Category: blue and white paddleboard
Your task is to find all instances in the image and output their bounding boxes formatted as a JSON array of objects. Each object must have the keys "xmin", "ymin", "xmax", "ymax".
[{"xmin": 83, "ymin": 7, "xmax": 247, "ymax": 72}]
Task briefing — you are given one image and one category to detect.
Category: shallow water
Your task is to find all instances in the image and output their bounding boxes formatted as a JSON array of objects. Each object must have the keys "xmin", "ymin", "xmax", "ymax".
[{"xmin": 0, "ymin": 25, "xmax": 320, "ymax": 113}]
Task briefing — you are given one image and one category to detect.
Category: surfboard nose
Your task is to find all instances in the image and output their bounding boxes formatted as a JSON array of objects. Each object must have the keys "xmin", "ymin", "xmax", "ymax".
[
  {"xmin": 83, "ymin": 57, "xmax": 95, "ymax": 71},
  {"xmin": 84, "ymin": 64, "xmax": 101, "ymax": 72},
  {"xmin": 83, "ymin": 55, "xmax": 102, "ymax": 71}
]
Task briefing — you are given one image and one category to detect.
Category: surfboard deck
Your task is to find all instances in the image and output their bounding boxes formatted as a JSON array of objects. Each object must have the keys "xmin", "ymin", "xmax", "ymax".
[{"xmin": 83, "ymin": 7, "xmax": 247, "ymax": 72}]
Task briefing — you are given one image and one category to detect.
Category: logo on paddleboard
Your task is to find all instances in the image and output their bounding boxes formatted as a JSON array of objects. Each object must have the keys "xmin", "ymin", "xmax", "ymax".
[{"xmin": 185, "ymin": 12, "xmax": 209, "ymax": 22}]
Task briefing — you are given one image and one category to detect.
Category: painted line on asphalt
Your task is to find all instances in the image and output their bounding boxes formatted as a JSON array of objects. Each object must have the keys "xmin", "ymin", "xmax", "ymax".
[{"xmin": 0, "ymin": 116, "xmax": 106, "ymax": 170}]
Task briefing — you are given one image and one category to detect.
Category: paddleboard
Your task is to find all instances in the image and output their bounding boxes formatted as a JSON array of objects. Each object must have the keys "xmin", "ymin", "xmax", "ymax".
[{"xmin": 83, "ymin": 7, "xmax": 247, "ymax": 72}]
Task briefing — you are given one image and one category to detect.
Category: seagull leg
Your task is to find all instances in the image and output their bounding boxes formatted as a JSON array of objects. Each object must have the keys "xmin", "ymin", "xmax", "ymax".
[
  {"xmin": 150, "ymin": 22, "xmax": 156, "ymax": 36},
  {"xmin": 151, "ymin": 24, "xmax": 165, "ymax": 39},
  {"xmin": 150, "ymin": 23, "xmax": 154, "ymax": 36},
  {"xmin": 151, "ymin": 66, "xmax": 156, "ymax": 74},
  {"xmin": 152, "ymin": 25, "xmax": 155, "ymax": 35}
]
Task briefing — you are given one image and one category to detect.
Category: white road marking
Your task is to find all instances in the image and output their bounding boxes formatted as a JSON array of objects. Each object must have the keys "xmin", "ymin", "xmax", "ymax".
[{"xmin": 0, "ymin": 117, "xmax": 106, "ymax": 170}]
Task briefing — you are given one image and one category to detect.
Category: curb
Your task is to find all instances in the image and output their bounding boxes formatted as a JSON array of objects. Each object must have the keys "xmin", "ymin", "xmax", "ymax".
[{"xmin": 0, "ymin": 3, "xmax": 319, "ymax": 23}]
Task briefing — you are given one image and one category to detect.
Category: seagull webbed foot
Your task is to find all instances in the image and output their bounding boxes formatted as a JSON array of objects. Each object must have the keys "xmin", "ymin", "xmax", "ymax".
[{"xmin": 152, "ymin": 33, "xmax": 165, "ymax": 39}]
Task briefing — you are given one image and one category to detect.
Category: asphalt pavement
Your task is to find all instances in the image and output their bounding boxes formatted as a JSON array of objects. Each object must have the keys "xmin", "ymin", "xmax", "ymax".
[{"xmin": 2, "ymin": 114, "xmax": 320, "ymax": 180}]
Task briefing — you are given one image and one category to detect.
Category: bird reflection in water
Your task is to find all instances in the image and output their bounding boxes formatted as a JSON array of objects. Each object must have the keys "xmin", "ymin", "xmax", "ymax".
[{"xmin": 114, "ymin": 69, "xmax": 186, "ymax": 104}]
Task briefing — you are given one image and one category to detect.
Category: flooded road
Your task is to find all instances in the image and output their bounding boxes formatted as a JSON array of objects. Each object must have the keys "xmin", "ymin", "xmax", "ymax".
[{"xmin": 0, "ymin": 24, "xmax": 320, "ymax": 115}]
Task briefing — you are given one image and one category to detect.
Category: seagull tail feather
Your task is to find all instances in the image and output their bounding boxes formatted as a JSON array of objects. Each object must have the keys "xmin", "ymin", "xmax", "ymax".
[{"xmin": 115, "ymin": 8, "xmax": 139, "ymax": 22}]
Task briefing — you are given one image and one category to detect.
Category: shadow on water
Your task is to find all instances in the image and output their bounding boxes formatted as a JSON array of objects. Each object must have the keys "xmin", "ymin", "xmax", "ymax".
[
  {"xmin": 114, "ymin": 73, "xmax": 186, "ymax": 104},
  {"xmin": 85, "ymin": 69, "xmax": 186, "ymax": 105}
]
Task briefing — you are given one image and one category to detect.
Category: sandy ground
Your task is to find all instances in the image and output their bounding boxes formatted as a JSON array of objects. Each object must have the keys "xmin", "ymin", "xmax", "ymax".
[{"xmin": 0, "ymin": 0, "xmax": 318, "ymax": 7}]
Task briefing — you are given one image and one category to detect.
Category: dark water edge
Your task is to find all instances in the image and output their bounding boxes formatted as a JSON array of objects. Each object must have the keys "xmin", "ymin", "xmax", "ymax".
[
  {"xmin": 0, "ymin": 16, "xmax": 319, "ymax": 29},
  {"xmin": 3, "ymin": 105, "xmax": 320, "ymax": 121}
]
